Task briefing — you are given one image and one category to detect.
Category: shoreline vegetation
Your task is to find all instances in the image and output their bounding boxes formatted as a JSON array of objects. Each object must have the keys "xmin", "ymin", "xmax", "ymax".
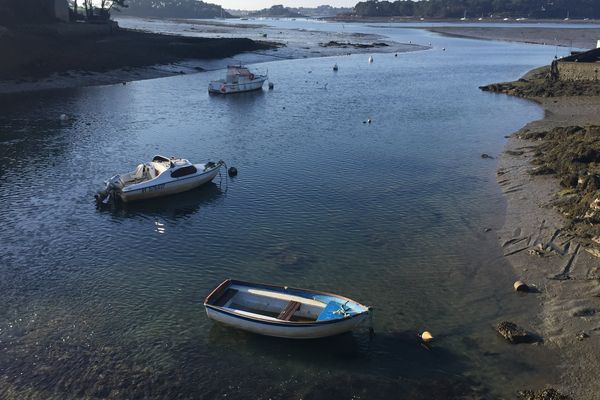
[{"xmin": 348, "ymin": 0, "xmax": 600, "ymax": 20}]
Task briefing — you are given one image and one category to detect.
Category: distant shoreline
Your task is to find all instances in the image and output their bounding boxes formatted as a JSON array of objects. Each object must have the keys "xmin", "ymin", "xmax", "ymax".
[
  {"xmin": 425, "ymin": 26, "xmax": 600, "ymax": 49},
  {"xmin": 0, "ymin": 22, "xmax": 274, "ymax": 94},
  {"xmin": 0, "ymin": 17, "xmax": 427, "ymax": 95},
  {"xmin": 327, "ymin": 15, "xmax": 600, "ymax": 23}
]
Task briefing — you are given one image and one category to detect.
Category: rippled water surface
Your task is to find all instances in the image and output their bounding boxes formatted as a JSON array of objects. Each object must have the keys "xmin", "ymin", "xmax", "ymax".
[{"xmin": 0, "ymin": 22, "xmax": 570, "ymax": 399}]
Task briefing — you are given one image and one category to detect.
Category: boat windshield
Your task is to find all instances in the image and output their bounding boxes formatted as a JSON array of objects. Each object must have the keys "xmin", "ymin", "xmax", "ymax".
[{"xmin": 171, "ymin": 165, "xmax": 197, "ymax": 178}]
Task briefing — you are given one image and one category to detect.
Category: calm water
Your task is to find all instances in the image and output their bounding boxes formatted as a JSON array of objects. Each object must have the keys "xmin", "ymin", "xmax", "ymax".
[{"xmin": 0, "ymin": 24, "xmax": 569, "ymax": 399}]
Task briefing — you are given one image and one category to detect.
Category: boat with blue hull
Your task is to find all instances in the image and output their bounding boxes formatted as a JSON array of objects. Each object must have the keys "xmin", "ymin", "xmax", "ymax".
[{"xmin": 204, "ymin": 279, "xmax": 370, "ymax": 339}]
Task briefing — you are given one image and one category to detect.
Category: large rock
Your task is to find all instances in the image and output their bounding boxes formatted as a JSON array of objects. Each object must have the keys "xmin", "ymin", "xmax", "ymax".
[{"xmin": 496, "ymin": 321, "xmax": 536, "ymax": 344}]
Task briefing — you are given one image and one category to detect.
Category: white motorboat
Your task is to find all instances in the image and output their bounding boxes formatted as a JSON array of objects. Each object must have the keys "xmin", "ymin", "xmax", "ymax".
[
  {"xmin": 96, "ymin": 155, "xmax": 224, "ymax": 204},
  {"xmin": 208, "ymin": 65, "xmax": 267, "ymax": 94},
  {"xmin": 204, "ymin": 279, "xmax": 371, "ymax": 339}
]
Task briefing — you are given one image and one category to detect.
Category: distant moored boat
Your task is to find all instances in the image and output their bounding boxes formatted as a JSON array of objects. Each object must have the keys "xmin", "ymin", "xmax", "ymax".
[{"xmin": 209, "ymin": 65, "xmax": 267, "ymax": 94}]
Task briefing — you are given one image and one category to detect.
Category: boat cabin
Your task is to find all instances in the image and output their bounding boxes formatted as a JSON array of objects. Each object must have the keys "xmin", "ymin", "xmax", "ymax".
[
  {"xmin": 225, "ymin": 65, "xmax": 256, "ymax": 84},
  {"xmin": 151, "ymin": 155, "xmax": 197, "ymax": 178}
]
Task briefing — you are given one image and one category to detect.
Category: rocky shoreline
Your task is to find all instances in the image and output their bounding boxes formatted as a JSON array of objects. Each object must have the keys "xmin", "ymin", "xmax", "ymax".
[{"xmin": 487, "ymin": 71, "xmax": 600, "ymax": 398}]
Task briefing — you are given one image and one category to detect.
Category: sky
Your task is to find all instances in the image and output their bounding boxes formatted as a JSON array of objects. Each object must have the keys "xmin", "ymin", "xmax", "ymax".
[{"xmin": 208, "ymin": 1, "xmax": 357, "ymax": 10}]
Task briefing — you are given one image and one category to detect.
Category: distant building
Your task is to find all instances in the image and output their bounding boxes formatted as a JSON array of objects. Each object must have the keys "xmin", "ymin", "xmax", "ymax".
[
  {"xmin": 0, "ymin": 0, "xmax": 69, "ymax": 24},
  {"xmin": 54, "ymin": 0, "xmax": 69, "ymax": 22},
  {"xmin": 553, "ymin": 47, "xmax": 600, "ymax": 82}
]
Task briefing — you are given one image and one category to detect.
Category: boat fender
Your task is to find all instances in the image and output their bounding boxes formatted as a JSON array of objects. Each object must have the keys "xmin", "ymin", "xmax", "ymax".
[
  {"xmin": 513, "ymin": 280, "xmax": 529, "ymax": 292},
  {"xmin": 421, "ymin": 331, "xmax": 434, "ymax": 343},
  {"xmin": 228, "ymin": 167, "xmax": 238, "ymax": 177}
]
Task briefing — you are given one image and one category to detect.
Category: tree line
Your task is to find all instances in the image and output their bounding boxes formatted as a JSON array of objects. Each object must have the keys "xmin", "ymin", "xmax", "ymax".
[
  {"xmin": 0, "ymin": 0, "xmax": 126, "ymax": 24},
  {"xmin": 352, "ymin": 0, "xmax": 600, "ymax": 19},
  {"xmin": 118, "ymin": 0, "xmax": 231, "ymax": 19}
]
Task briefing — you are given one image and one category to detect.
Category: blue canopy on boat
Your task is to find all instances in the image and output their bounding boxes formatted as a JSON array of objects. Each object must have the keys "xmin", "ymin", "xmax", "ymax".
[{"xmin": 316, "ymin": 301, "xmax": 349, "ymax": 321}]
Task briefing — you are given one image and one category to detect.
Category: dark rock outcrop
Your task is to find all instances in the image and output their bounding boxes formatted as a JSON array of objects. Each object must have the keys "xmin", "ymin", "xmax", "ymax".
[{"xmin": 496, "ymin": 321, "xmax": 538, "ymax": 344}]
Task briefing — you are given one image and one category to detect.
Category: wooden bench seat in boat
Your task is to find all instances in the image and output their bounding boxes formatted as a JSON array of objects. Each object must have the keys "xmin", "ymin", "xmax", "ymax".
[{"xmin": 277, "ymin": 301, "xmax": 301, "ymax": 321}]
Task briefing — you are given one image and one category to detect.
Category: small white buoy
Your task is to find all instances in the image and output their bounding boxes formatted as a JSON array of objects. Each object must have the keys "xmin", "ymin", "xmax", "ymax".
[
  {"xmin": 421, "ymin": 331, "xmax": 434, "ymax": 343},
  {"xmin": 513, "ymin": 280, "xmax": 529, "ymax": 292},
  {"xmin": 368, "ymin": 56, "xmax": 373, "ymax": 63},
  {"xmin": 59, "ymin": 114, "xmax": 68, "ymax": 121},
  {"xmin": 367, "ymin": 118, "xmax": 372, "ymax": 124}
]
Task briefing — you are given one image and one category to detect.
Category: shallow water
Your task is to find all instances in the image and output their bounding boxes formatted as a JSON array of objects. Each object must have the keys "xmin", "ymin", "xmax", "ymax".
[{"xmin": 0, "ymin": 23, "xmax": 569, "ymax": 399}]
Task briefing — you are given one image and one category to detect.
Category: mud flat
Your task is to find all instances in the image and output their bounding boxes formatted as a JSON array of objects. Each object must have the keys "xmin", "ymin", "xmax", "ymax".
[
  {"xmin": 0, "ymin": 17, "xmax": 428, "ymax": 94},
  {"xmin": 0, "ymin": 24, "xmax": 275, "ymax": 94},
  {"xmin": 427, "ymin": 26, "xmax": 600, "ymax": 49},
  {"xmin": 484, "ymin": 71, "xmax": 600, "ymax": 397}
]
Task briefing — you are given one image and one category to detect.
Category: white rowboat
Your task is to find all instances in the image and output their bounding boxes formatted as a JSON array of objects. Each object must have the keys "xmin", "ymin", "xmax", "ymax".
[
  {"xmin": 204, "ymin": 279, "xmax": 370, "ymax": 339},
  {"xmin": 96, "ymin": 155, "xmax": 223, "ymax": 204}
]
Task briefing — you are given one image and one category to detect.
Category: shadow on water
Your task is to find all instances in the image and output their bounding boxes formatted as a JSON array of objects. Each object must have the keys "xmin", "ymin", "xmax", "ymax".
[
  {"xmin": 100, "ymin": 182, "xmax": 225, "ymax": 220},
  {"xmin": 203, "ymin": 325, "xmax": 487, "ymax": 399}
]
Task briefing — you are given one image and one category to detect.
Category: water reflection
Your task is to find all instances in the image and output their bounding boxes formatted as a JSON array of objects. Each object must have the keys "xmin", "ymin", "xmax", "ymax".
[{"xmin": 101, "ymin": 182, "xmax": 224, "ymax": 221}]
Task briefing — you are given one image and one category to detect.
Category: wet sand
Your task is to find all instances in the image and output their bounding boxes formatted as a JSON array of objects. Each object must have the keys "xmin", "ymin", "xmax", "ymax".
[
  {"xmin": 495, "ymin": 92, "xmax": 600, "ymax": 398},
  {"xmin": 427, "ymin": 26, "xmax": 600, "ymax": 49}
]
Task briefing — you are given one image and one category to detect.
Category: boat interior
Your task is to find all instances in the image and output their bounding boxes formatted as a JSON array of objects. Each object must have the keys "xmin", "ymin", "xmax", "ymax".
[
  {"xmin": 207, "ymin": 281, "xmax": 366, "ymax": 323},
  {"xmin": 119, "ymin": 156, "xmax": 195, "ymax": 187}
]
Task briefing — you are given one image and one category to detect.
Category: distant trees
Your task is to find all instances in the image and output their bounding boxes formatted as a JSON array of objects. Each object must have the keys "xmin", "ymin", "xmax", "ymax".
[
  {"xmin": 352, "ymin": 0, "xmax": 600, "ymax": 19},
  {"xmin": 71, "ymin": 0, "xmax": 127, "ymax": 21},
  {"xmin": 249, "ymin": 5, "xmax": 305, "ymax": 18},
  {"xmin": 119, "ymin": 0, "xmax": 231, "ymax": 19}
]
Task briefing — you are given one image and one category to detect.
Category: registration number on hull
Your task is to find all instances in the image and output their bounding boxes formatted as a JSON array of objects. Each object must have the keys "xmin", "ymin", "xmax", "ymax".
[{"xmin": 141, "ymin": 184, "xmax": 165, "ymax": 194}]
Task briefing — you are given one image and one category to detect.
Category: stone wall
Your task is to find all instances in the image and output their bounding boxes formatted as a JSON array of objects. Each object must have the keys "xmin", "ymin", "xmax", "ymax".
[{"xmin": 557, "ymin": 61, "xmax": 600, "ymax": 82}]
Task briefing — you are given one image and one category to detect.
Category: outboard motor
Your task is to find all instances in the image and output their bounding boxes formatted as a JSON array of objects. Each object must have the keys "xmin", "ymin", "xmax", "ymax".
[{"xmin": 95, "ymin": 175, "xmax": 124, "ymax": 206}]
